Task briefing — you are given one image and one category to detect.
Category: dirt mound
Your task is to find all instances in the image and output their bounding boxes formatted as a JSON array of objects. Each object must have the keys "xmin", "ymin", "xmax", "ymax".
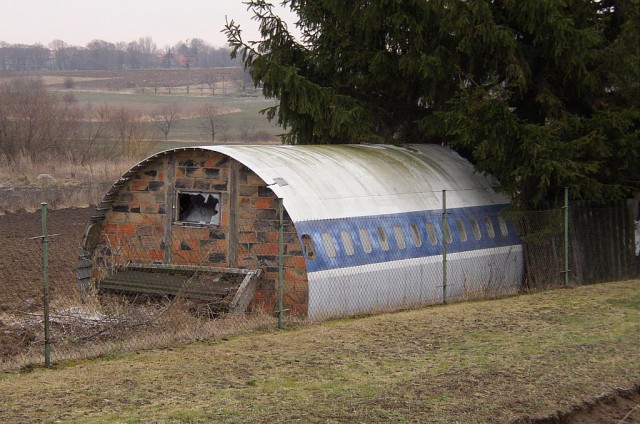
[{"xmin": 513, "ymin": 385, "xmax": 640, "ymax": 423}]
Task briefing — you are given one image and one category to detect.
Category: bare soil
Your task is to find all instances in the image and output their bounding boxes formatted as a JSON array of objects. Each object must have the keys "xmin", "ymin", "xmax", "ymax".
[
  {"xmin": 514, "ymin": 385, "xmax": 640, "ymax": 423},
  {"xmin": 0, "ymin": 207, "xmax": 93, "ymax": 310},
  {"xmin": 0, "ymin": 207, "xmax": 93, "ymax": 358}
]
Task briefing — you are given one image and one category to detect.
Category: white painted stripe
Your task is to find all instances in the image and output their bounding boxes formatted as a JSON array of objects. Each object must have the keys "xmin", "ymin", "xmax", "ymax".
[{"xmin": 306, "ymin": 244, "xmax": 523, "ymax": 278}]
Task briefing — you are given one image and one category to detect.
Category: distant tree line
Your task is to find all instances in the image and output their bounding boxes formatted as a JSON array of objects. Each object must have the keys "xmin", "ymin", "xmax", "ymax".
[
  {"xmin": 0, "ymin": 78, "xmax": 235, "ymax": 163},
  {"xmin": 0, "ymin": 37, "xmax": 237, "ymax": 72}
]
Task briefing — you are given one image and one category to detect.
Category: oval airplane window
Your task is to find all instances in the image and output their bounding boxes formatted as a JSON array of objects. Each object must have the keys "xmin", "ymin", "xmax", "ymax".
[
  {"xmin": 376, "ymin": 227, "xmax": 390, "ymax": 251},
  {"xmin": 443, "ymin": 220, "xmax": 453, "ymax": 244},
  {"xmin": 456, "ymin": 219, "xmax": 468, "ymax": 242},
  {"xmin": 484, "ymin": 216, "xmax": 496, "ymax": 239},
  {"xmin": 321, "ymin": 232, "xmax": 337, "ymax": 258},
  {"xmin": 409, "ymin": 223, "xmax": 423, "ymax": 247},
  {"xmin": 358, "ymin": 228, "xmax": 373, "ymax": 253},
  {"xmin": 470, "ymin": 217, "xmax": 482, "ymax": 240},
  {"xmin": 426, "ymin": 222, "xmax": 438, "ymax": 245},
  {"xmin": 340, "ymin": 230, "xmax": 355, "ymax": 256},
  {"xmin": 498, "ymin": 216, "xmax": 509, "ymax": 236},
  {"xmin": 393, "ymin": 225, "xmax": 406, "ymax": 249}
]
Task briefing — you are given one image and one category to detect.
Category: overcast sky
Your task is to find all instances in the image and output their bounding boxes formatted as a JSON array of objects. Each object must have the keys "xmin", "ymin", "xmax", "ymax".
[{"xmin": 0, "ymin": 0, "xmax": 298, "ymax": 48}]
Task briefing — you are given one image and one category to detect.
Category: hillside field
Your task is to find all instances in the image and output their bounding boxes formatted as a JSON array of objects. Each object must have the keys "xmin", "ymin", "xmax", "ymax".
[{"xmin": 1, "ymin": 279, "xmax": 638, "ymax": 423}]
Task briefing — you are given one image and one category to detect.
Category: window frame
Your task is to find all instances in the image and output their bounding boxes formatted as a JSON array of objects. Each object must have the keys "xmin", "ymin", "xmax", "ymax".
[{"xmin": 174, "ymin": 190, "xmax": 222, "ymax": 227}]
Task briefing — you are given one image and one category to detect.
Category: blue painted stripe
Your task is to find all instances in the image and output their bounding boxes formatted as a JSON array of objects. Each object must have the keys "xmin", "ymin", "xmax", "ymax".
[{"xmin": 294, "ymin": 204, "xmax": 521, "ymax": 272}]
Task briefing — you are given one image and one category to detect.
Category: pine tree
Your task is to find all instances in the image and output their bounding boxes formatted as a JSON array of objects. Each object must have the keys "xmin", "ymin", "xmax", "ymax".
[{"xmin": 225, "ymin": 0, "xmax": 639, "ymax": 206}]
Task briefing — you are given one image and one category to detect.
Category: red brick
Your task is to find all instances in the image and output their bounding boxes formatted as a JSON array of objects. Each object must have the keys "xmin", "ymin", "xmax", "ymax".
[
  {"xmin": 118, "ymin": 224, "xmax": 137, "ymax": 235},
  {"xmin": 259, "ymin": 231, "xmax": 279, "ymax": 242},
  {"xmin": 239, "ymin": 232, "xmax": 257, "ymax": 244},
  {"xmin": 141, "ymin": 215, "xmax": 159, "ymax": 225},
  {"xmin": 239, "ymin": 197, "xmax": 251, "ymax": 208},
  {"xmin": 148, "ymin": 249, "xmax": 164, "ymax": 260},
  {"xmin": 108, "ymin": 212, "xmax": 127, "ymax": 224},
  {"xmin": 251, "ymin": 243, "xmax": 279, "ymax": 255},
  {"xmin": 284, "ymin": 267, "xmax": 307, "ymax": 283},
  {"xmin": 255, "ymin": 197, "xmax": 274, "ymax": 209},
  {"xmin": 284, "ymin": 255, "xmax": 307, "ymax": 269},
  {"xmin": 220, "ymin": 210, "xmax": 230, "ymax": 227},
  {"xmin": 132, "ymin": 180, "xmax": 149, "ymax": 191},
  {"xmin": 285, "ymin": 243, "xmax": 303, "ymax": 255}
]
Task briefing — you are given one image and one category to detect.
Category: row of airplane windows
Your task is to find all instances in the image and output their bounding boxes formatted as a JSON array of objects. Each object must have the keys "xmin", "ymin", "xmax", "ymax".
[{"xmin": 301, "ymin": 216, "xmax": 510, "ymax": 259}]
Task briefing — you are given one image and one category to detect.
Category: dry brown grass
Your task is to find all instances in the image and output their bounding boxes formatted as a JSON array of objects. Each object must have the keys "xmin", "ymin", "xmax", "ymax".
[
  {"xmin": 1, "ymin": 280, "xmax": 638, "ymax": 423},
  {"xmin": 0, "ymin": 153, "xmax": 135, "ymax": 213}
]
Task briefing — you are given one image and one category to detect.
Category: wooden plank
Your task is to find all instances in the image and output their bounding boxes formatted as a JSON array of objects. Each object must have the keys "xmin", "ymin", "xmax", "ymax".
[
  {"xmin": 98, "ymin": 266, "xmax": 257, "ymax": 307},
  {"xmin": 229, "ymin": 269, "xmax": 262, "ymax": 314}
]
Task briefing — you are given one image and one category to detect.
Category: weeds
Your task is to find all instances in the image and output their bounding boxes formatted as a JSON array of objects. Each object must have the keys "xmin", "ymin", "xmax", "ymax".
[{"xmin": 0, "ymin": 153, "xmax": 134, "ymax": 213}]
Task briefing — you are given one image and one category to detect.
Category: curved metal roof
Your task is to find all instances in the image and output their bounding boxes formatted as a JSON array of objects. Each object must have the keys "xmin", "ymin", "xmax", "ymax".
[
  {"xmin": 89, "ymin": 144, "xmax": 508, "ymax": 225},
  {"xmin": 209, "ymin": 144, "xmax": 507, "ymax": 221}
]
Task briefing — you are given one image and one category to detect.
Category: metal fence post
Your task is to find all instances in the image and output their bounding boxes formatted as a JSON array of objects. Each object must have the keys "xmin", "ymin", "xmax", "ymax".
[
  {"xmin": 442, "ymin": 190, "xmax": 448, "ymax": 304},
  {"xmin": 41, "ymin": 202, "xmax": 51, "ymax": 366},
  {"xmin": 564, "ymin": 187, "xmax": 570, "ymax": 286},
  {"xmin": 277, "ymin": 197, "xmax": 284, "ymax": 329}
]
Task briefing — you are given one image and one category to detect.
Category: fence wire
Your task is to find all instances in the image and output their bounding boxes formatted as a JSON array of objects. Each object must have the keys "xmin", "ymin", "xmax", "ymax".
[{"xmin": 1, "ymin": 201, "xmax": 638, "ymax": 371}]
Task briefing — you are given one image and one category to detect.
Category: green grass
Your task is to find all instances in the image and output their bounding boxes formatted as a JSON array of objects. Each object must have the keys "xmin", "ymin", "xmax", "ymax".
[{"xmin": 1, "ymin": 280, "xmax": 639, "ymax": 423}]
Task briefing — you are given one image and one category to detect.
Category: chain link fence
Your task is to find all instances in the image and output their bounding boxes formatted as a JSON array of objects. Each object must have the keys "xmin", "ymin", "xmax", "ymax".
[{"xmin": 1, "ymin": 199, "xmax": 638, "ymax": 371}]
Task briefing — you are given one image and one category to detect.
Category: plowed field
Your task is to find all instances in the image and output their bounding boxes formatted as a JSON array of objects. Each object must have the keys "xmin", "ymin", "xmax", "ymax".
[{"xmin": 0, "ymin": 207, "xmax": 93, "ymax": 310}]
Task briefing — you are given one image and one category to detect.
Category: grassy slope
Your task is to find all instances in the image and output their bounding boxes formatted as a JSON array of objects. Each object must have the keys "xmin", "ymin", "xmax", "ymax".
[{"xmin": 1, "ymin": 280, "xmax": 639, "ymax": 423}]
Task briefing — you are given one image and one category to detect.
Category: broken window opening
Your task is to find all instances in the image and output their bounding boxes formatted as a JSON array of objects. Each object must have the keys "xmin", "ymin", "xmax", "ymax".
[
  {"xmin": 301, "ymin": 234, "xmax": 316, "ymax": 260},
  {"xmin": 176, "ymin": 191, "xmax": 221, "ymax": 225}
]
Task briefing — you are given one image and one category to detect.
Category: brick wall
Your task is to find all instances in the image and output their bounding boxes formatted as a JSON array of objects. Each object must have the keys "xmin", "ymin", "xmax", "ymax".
[{"xmin": 94, "ymin": 149, "xmax": 309, "ymax": 315}]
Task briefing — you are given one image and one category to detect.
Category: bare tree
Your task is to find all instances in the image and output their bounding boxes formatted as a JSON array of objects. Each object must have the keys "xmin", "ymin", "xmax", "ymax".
[
  {"xmin": 202, "ymin": 72, "xmax": 217, "ymax": 96},
  {"xmin": 112, "ymin": 106, "xmax": 151, "ymax": 158},
  {"xmin": 199, "ymin": 104, "xmax": 229, "ymax": 142},
  {"xmin": 152, "ymin": 104, "xmax": 180, "ymax": 141},
  {"xmin": 69, "ymin": 103, "xmax": 111, "ymax": 165},
  {"xmin": 0, "ymin": 78, "xmax": 76, "ymax": 161}
]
